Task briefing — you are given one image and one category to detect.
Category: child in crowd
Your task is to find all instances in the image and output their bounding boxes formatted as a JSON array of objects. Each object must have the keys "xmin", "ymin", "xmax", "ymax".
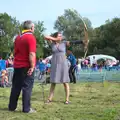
[
  {"xmin": 38, "ymin": 59, "xmax": 46, "ymax": 80},
  {"xmin": 0, "ymin": 70, "xmax": 10, "ymax": 87}
]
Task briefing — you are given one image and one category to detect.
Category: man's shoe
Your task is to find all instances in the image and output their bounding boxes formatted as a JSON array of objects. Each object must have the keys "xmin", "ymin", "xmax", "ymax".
[{"xmin": 28, "ymin": 108, "xmax": 36, "ymax": 113}]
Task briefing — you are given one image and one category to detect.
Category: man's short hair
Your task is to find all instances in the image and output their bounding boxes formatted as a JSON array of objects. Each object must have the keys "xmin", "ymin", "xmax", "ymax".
[{"xmin": 23, "ymin": 20, "xmax": 33, "ymax": 30}]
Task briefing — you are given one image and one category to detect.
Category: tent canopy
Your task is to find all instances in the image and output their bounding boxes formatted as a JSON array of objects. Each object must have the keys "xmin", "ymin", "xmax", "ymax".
[{"xmin": 88, "ymin": 54, "xmax": 117, "ymax": 65}]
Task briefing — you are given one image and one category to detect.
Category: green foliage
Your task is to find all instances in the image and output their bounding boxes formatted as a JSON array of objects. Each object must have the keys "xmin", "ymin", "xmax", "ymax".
[
  {"xmin": 34, "ymin": 21, "xmax": 46, "ymax": 58},
  {"xmin": 0, "ymin": 13, "xmax": 20, "ymax": 58},
  {"xmin": 0, "ymin": 13, "xmax": 47, "ymax": 59},
  {"xmin": 89, "ymin": 18, "xmax": 120, "ymax": 59},
  {"xmin": 54, "ymin": 9, "xmax": 92, "ymax": 41},
  {"xmin": 54, "ymin": 9, "xmax": 92, "ymax": 58}
]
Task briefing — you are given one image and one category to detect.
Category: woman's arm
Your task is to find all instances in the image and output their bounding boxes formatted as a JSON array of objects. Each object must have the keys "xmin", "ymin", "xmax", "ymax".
[
  {"xmin": 66, "ymin": 40, "xmax": 89, "ymax": 49},
  {"xmin": 70, "ymin": 40, "xmax": 83, "ymax": 45},
  {"xmin": 44, "ymin": 36, "xmax": 61, "ymax": 42},
  {"xmin": 65, "ymin": 40, "xmax": 83, "ymax": 47},
  {"xmin": 44, "ymin": 36, "xmax": 53, "ymax": 43}
]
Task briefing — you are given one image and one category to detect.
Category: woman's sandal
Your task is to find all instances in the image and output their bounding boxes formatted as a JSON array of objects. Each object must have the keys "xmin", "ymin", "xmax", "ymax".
[
  {"xmin": 64, "ymin": 101, "xmax": 70, "ymax": 104},
  {"xmin": 45, "ymin": 99, "xmax": 52, "ymax": 104}
]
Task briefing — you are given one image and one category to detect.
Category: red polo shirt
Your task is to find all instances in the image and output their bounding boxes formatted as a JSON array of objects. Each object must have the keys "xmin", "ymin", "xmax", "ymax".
[{"xmin": 14, "ymin": 31, "xmax": 36, "ymax": 68}]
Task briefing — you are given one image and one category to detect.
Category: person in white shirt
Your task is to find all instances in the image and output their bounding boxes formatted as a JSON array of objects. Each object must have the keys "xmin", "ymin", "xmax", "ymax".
[{"xmin": 92, "ymin": 56, "xmax": 97, "ymax": 71}]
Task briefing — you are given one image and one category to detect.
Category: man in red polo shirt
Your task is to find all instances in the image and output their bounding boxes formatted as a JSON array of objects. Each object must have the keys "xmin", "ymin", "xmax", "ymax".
[{"xmin": 8, "ymin": 20, "xmax": 36, "ymax": 113}]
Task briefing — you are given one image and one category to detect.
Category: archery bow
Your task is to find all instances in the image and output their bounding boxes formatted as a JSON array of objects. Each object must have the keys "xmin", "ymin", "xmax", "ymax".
[{"xmin": 80, "ymin": 17, "xmax": 89, "ymax": 59}]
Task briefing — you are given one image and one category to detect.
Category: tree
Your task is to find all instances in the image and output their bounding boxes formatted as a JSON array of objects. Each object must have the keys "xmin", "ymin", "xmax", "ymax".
[
  {"xmin": 54, "ymin": 9, "xmax": 92, "ymax": 57},
  {"xmin": 0, "ymin": 13, "xmax": 48, "ymax": 59},
  {"xmin": 89, "ymin": 18, "xmax": 120, "ymax": 58},
  {"xmin": 54, "ymin": 9, "xmax": 92, "ymax": 40},
  {"xmin": 0, "ymin": 13, "xmax": 20, "ymax": 58},
  {"xmin": 34, "ymin": 21, "xmax": 46, "ymax": 59}
]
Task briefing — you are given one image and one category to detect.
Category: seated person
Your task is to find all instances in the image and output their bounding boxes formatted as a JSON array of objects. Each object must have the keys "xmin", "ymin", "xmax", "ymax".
[
  {"xmin": 0, "ymin": 70, "xmax": 10, "ymax": 87},
  {"xmin": 7, "ymin": 56, "xmax": 14, "ymax": 67}
]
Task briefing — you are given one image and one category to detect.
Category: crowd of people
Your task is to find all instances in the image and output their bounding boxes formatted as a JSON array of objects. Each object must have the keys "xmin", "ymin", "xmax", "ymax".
[
  {"xmin": 35, "ymin": 55, "xmax": 120, "ymax": 81},
  {"xmin": 1, "ymin": 53, "xmax": 119, "ymax": 88},
  {"xmin": 76, "ymin": 56, "xmax": 120, "ymax": 72}
]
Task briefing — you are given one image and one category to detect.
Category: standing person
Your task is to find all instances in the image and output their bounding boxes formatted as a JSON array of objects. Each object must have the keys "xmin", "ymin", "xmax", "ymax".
[
  {"xmin": 39, "ymin": 58, "xmax": 46, "ymax": 73},
  {"xmin": 67, "ymin": 42, "xmax": 84, "ymax": 83},
  {"xmin": 44, "ymin": 32, "xmax": 70, "ymax": 104},
  {"xmin": 38, "ymin": 58, "xmax": 46, "ymax": 80},
  {"xmin": 44, "ymin": 33, "xmax": 86, "ymax": 104},
  {"xmin": 92, "ymin": 56, "xmax": 97, "ymax": 71},
  {"xmin": 8, "ymin": 20, "xmax": 36, "ymax": 113},
  {"xmin": 67, "ymin": 47, "xmax": 77, "ymax": 83}
]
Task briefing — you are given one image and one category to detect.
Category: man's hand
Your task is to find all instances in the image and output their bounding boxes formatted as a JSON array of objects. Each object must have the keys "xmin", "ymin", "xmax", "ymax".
[
  {"xmin": 27, "ymin": 67, "xmax": 34, "ymax": 76},
  {"xmin": 28, "ymin": 52, "xmax": 35, "ymax": 76}
]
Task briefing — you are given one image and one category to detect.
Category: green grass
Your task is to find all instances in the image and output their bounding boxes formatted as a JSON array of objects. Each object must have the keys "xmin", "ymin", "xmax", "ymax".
[{"xmin": 1, "ymin": 82, "xmax": 120, "ymax": 120}]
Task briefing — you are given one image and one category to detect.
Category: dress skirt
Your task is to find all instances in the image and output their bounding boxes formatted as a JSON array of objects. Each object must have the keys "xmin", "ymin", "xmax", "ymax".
[{"xmin": 50, "ymin": 53, "xmax": 70, "ymax": 83}]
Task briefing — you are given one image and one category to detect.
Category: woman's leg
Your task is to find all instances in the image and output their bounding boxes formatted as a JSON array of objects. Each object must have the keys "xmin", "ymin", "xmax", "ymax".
[
  {"xmin": 48, "ymin": 83, "xmax": 56, "ymax": 101},
  {"xmin": 63, "ymin": 83, "xmax": 70, "ymax": 102}
]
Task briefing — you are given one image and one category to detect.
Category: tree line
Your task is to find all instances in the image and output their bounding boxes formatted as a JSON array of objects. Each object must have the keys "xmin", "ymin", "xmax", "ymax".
[{"xmin": 0, "ymin": 9, "xmax": 120, "ymax": 60}]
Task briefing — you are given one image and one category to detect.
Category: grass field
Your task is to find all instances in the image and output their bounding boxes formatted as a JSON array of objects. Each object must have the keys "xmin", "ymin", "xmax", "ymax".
[{"xmin": 0, "ymin": 82, "xmax": 120, "ymax": 120}]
